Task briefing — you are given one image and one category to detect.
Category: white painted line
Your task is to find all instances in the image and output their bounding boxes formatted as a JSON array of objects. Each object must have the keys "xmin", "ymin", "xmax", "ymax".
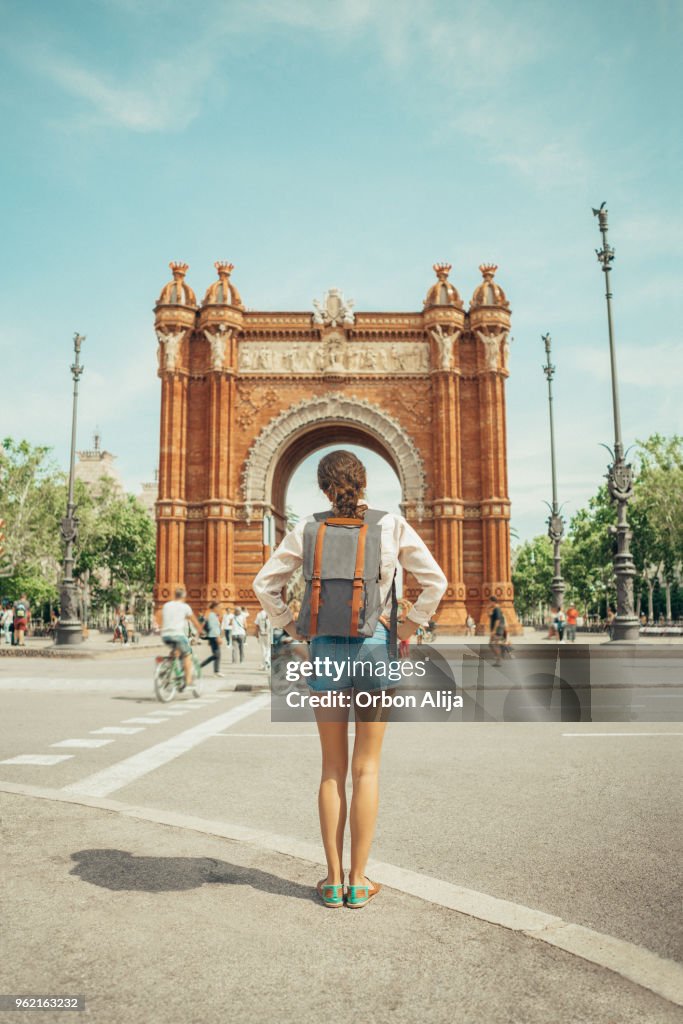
[
  {"xmin": 0, "ymin": 755, "xmax": 74, "ymax": 766},
  {"xmin": 210, "ymin": 733, "xmax": 320, "ymax": 738},
  {"xmin": 149, "ymin": 708, "xmax": 191, "ymax": 715},
  {"xmin": 122, "ymin": 718, "xmax": 166, "ymax": 725},
  {"xmin": 90, "ymin": 727, "xmax": 145, "ymax": 735},
  {"xmin": 63, "ymin": 694, "xmax": 270, "ymax": 797},
  {"xmin": 51, "ymin": 739, "xmax": 114, "ymax": 749},
  {"xmin": 209, "ymin": 732, "xmax": 342, "ymax": 738},
  {"xmin": 563, "ymin": 732, "xmax": 683, "ymax": 738},
  {"xmin": 1, "ymin": 777, "xmax": 681, "ymax": 1008}
]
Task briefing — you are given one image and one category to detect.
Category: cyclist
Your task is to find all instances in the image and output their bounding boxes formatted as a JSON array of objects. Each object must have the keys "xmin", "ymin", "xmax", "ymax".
[{"xmin": 157, "ymin": 587, "xmax": 203, "ymax": 688}]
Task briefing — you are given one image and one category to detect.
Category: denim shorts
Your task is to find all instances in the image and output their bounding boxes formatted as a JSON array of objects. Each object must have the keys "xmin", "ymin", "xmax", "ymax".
[
  {"xmin": 309, "ymin": 622, "xmax": 392, "ymax": 693},
  {"xmin": 162, "ymin": 634, "xmax": 192, "ymax": 656}
]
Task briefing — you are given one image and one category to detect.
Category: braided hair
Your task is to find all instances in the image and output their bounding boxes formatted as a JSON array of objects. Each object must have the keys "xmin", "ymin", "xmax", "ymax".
[{"xmin": 317, "ymin": 450, "xmax": 367, "ymax": 519}]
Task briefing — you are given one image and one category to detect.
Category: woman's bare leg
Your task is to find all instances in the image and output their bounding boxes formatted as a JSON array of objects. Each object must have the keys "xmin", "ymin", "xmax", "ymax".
[
  {"xmin": 314, "ymin": 713, "xmax": 349, "ymax": 884},
  {"xmin": 349, "ymin": 718, "xmax": 389, "ymax": 885}
]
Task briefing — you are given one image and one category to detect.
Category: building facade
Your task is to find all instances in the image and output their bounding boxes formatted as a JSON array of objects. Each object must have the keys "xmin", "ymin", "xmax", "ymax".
[{"xmin": 153, "ymin": 260, "xmax": 520, "ymax": 633}]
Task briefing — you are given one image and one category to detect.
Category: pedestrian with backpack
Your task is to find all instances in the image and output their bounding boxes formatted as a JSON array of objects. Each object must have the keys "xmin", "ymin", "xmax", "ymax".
[
  {"xmin": 13, "ymin": 594, "xmax": 30, "ymax": 647},
  {"xmin": 253, "ymin": 449, "xmax": 447, "ymax": 910}
]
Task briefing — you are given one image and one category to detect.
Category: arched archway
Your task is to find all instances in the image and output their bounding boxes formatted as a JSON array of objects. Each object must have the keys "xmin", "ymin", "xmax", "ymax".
[{"xmin": 240, "ymin": 393, "xmax": 427, "ymax": 528}]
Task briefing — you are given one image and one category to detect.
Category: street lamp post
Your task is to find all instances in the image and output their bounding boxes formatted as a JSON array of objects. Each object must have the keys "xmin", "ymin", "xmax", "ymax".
[
  {"xmin": 593, "ymin": 203, "xmax": 639, "ymax": 642},
  {"xmin": 56, "ymin": 333, "xmax": 86, "ymax": 646},
  {"xmin": 542, "ymin": 333, "xmax": 565, "ymax": 614}
]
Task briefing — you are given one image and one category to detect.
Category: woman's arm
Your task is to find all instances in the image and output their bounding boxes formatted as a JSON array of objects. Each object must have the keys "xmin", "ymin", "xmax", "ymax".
[
  {"xmin": 395, "ymin": 518, "xmax": 448, "ymax": 632},
  {"xmin": 253, "ymin": 521, "xmax": 306, "ymax": 630}
]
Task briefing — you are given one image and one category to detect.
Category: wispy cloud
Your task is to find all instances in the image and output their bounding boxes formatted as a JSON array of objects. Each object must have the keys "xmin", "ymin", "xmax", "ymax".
[{"xmin": 36, "ymin": 51, "xmax": 215, "ymax": 133}]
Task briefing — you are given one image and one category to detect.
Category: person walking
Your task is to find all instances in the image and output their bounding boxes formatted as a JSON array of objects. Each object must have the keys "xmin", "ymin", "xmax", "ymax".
[
  {"xmin": 606, "ymin": 604, "xmax": 616, "ymax": 640},
  {"xmin": 489, "ymin": 596, "xmax": 506, "ymax": 666},
  {"xmin": 465, "ymin": 612, "xmax": 476, "ymax": 637},
  {"xmin": 221, "ymin": 607, "xmax": 234, "ymax": 649},
  {"xmin": 1, "ymin": 604, "xmax": 13, "ymax": 645},
  {"xmin": 554, "ymin": 607, "xmax": 566, "ymax": 642},
  {"xmin": 255, "ymin": 607, "xmax": 272, "ymax": 670},
  {"xmin": 13, "ymin": 594, "xmax": 30, "ymax": 647},
  {"xmin": 253, "ymin": 449, "xmax": 447, "ymax": 909},
  {"xmin": 200, "ymin": 601, "xmax": 224, "ymax": 677},
  {"xmin": 230, "ymin": 607, "xmax": 246, "ymax": 663},
  {"xmin": 565, "ymin": 603, "xmax": 578, "ymax": 642}
]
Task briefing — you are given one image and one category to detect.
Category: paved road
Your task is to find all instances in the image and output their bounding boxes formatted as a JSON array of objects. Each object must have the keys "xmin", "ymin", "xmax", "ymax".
[{"xmin": 1, "ymin": 652, "xmax": 681, "ymax": 1023}]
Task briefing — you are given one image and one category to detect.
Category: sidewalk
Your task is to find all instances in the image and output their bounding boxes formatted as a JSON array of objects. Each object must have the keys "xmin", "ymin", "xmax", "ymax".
[
  {"xmin": 3, "ymin": 790, "xmax": 679, "ymax": 1024},
  {"xmin": 4, "ymin": 627, "xmax": 682, "ymax": 660}
]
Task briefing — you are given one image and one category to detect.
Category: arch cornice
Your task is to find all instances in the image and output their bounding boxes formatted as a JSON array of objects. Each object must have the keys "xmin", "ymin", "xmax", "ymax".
[{"xmin": 240, "ymin": 392, "xmax": 427, "ymax": 520}]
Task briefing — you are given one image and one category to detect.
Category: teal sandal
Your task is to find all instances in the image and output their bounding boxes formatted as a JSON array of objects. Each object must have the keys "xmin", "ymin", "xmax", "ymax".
[
  {"xmin": 316, "ymin": 880, "xmax": 344, "ymax": 908},
  {"xmin": 346, "ymin": 880, "xmax": 381, "ymax": 909}
]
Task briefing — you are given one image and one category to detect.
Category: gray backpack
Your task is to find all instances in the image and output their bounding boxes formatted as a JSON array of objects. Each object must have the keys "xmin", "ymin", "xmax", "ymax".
[{"xmin": 296, "ymin": 509, "xmax": 397, "ymax": 651}]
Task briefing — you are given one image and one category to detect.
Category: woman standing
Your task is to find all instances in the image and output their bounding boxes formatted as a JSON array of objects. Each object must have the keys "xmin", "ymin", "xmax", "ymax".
[{"xmin": 253, "ymin": 450, "xmax": 446, "ymax": 909}]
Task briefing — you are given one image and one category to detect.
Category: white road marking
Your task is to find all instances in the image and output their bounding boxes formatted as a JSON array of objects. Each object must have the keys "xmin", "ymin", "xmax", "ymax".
[
  {"xmin": 63, "ymin": 694, "xmax": 270, "ymax": 797},
  {"xmin": 51, "ymin": 739, "xmax": 114, "ymax": 749},
  {"xmin": 150, "ymin": 708, "xmax": 192, "ymax": 715},
  {"xmin": 122, "ymin": 718, "xmax": 165, "ymax": 725},
  {"xmin": 563, "ymin": 732, "xmax": 683, "ymax": 737},
  {"xmin": 1, "ymin": 777, "xmax": 681, "ymax": 1008},
  {"xmin": 210, "ymin": 732, "xmax": 329, "ymax": 738},
  {"xmin": 90, "ymin": 726, "xmax": 145, "ymax": 735},
  {"xmin": 0, "ymin": 755, "xmax": 74, "ymax": 766}
]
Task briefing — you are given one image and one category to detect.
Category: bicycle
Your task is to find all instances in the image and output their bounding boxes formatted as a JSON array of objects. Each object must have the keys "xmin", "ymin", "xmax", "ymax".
[{"xmin": 154, "ymin": 643, "xmax": 203, "ymax": 702}]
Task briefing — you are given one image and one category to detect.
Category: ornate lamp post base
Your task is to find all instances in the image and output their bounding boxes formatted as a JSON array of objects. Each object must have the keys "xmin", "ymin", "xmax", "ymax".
[
  {"xmin": 56, "ymin": 577, "xmax": 84, "ymax": 645},
  {"xmin": 56, "ymin": 621, "xmax": 84, "ymax": 645}
]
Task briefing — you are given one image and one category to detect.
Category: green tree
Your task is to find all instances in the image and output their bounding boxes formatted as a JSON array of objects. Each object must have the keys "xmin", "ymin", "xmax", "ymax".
[
  {"xmin": 0, "ymin": 438, "xmax": 64, "ymax": 606},
  {"xmin": 72, "ymin": 477, "xmax": 155, "ymax": 610},
  {"xmin": 631, "ymin": 434, "xmax": 683, "ymax": 619},
  {"xmin": 0, "ymin": 438, "xmax": 156, "ymax": 616},
  {"xmin": 512, "ymin": 535, "xmax": 554, "ymax": 619}
]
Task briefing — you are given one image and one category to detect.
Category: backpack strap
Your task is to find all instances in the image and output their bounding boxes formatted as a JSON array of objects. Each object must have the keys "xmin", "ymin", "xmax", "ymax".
[
  {"xmin": 389, "ymin": 572, "xmax": 398, "ymax": 658},
  {"xmin": 309, "ymin": 522, "xmax": 328, "ymax": 637},
  {"xmin": 349, "ymin": 523, "xmax": 369, "ymax": 636},
  {"xmin": 363, "ymin": 509, "xmax": 388, "ymax": 525}
]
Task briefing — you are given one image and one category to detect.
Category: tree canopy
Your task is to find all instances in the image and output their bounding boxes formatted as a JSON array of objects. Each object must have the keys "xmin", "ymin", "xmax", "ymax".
[{"xmin": 0, "ymin": 438, "xmax": 155, "ymax": 615}]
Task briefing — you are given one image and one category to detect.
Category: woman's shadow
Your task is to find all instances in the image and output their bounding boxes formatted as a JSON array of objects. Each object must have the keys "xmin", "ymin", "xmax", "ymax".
[{"xmin": 70, "ymin": 849, "xmax": 317, "ymax": 902}]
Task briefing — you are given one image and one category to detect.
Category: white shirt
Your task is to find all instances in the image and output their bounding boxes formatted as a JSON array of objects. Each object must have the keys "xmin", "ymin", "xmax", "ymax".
[
  {"xmin": 253, "ymin": 512, "xmax": 447, "ymax": 630},
  {"xmin": 255, "ymin": 610, "xmax": 270, "ymax": 636},
  {"xmin": 161, "ymin": 600, "xmax": 193, "ymax": 637},
  {"xmin": 231, "ymin": 613, "xmax": 246, "ymax": 638},
  {"xmin": 221, "ymin": 612, "xmax": 234, "ymax": 631}
]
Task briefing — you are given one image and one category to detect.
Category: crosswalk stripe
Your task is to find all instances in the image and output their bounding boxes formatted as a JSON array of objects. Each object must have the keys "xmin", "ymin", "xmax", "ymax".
[
  {"xmin": 90, "ymin": 726, "xmax": 145, "ymax": 735},
  {"xmin": 63, "ymin": 694, "xmax": 269, "ymax": 797},
  {"xmin": 51, "ymin": 739, "xmax": 114, "ymax": 749},
  {"xmin": 1, "ymin": 754, "xmax": 74, "ymax": 766}
]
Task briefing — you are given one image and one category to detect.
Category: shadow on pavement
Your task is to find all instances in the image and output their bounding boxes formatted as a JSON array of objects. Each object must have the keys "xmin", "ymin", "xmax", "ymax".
[{"xmin": 69, "ymin": 849, "xmax": 317, "ymax": 902}]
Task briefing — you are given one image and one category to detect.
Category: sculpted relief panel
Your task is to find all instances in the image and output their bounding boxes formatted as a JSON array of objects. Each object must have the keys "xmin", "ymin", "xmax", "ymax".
[{"xmin": 238, "ymin": 339, "xmax": 429, "ymax": 374}]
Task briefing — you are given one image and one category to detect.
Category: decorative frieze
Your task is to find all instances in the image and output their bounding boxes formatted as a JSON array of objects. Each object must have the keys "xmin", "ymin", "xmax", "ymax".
[{"xmin": 238, "ymin": 338, "xmax": 429, "ymax": 374}]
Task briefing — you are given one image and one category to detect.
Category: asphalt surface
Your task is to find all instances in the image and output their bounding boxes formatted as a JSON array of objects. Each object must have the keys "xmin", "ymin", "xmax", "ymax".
[{"xmin": 1, "ymin": 645, "xmax": 681, "ymax": 1023}]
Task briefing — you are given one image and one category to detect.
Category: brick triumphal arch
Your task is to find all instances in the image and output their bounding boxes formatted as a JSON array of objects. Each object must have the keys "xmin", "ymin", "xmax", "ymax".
[{"xmin": 153, "ymin": 260, "xmax": 520, "ymax": 633}]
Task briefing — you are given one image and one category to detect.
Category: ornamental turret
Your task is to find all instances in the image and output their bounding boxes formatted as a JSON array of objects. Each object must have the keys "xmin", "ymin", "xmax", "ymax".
[
  {"xmin": 423, "ymin": 262, "xmax": 464, "ymax": 310},
  {"xmin": 469, "ymin": 264, "xmax": 511, "ymax": 375},
  {"xmin": 198, "ymin": 261, "xmax": 244, "ymax": 373},
  {"xmin": 423, "ymin": 263, "xmax": 465, "ymax": 372},
  {"xmin": 202, "ymin": 261, "xmax": 245, "ymax": 310},
  {"xmin": 156, "ymin": 262, "xmax": 197, "ymax": 308},
  {"xmin": 154, "ymin": 262, "xmax": 197, "ymax": 376}
]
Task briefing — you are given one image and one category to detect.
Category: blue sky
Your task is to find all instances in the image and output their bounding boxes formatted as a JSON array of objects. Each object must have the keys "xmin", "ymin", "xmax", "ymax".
[{"xmin": 1, "ymin": 0, "xmax": 681, "ymax": 540}]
